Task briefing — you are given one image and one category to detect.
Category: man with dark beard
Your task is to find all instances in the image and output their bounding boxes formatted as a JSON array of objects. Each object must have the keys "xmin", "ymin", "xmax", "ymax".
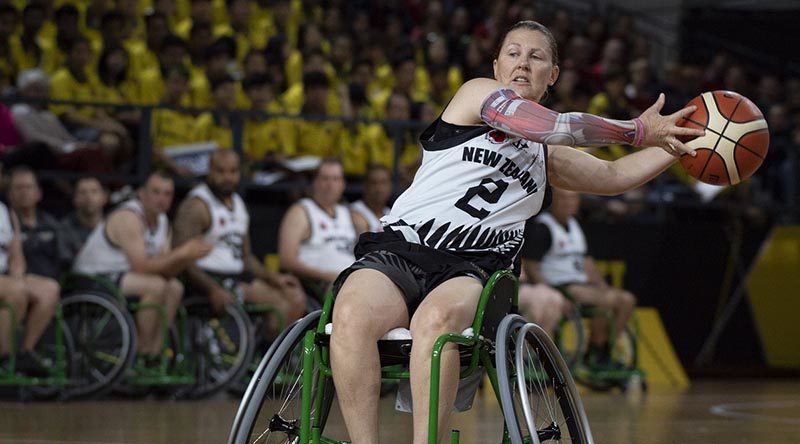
[{"xmin": 173, "ymin": 150, "xmax": 306, "ymax": 334}]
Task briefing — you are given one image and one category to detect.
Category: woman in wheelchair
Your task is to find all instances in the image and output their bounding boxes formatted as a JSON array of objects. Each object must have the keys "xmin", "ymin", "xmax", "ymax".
[{"xmin": 329, "ymin": 20, "xmax": 703, "ymax": 443}]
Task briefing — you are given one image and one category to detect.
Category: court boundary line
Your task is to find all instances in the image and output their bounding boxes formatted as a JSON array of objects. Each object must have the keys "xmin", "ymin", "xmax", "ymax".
[{"xmin": 710, "ymin": 400, "xmax": 800, "ymax": 424}]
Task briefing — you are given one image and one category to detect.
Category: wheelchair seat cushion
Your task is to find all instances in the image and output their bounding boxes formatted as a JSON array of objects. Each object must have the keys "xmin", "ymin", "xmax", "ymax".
[{"xmin": 324, "ymin": 323, "xmax": 474, "ymax": 340}]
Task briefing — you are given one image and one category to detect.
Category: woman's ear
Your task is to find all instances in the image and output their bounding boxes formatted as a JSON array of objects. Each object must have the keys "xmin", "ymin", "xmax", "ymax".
[{"xmin": 549, "ymin": 65, "xmax": 560, "ymax": 86}]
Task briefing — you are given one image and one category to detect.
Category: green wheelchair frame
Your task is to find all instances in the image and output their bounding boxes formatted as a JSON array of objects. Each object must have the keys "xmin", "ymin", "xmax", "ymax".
[
  {"xmin": 570, "ymin": 305, "xmax": 645, "ymax": 392},
  {"xmin": 229, "ymin": 270, "xmax": 594, "ymax": 444},
  {"xmin": 0, "ymin": 300, "xmax": 72, "ymax": 398}
]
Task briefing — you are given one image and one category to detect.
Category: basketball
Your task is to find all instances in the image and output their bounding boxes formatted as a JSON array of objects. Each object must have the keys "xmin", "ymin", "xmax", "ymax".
[{"xmin": 677, "ymin": 90, "xmax": 769, "ymax": 185}]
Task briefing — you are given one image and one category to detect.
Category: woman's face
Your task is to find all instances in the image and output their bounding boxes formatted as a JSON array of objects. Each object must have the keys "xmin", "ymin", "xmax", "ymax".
[
  {"xmin": 493, "ymin": 28, "xmax": 559, "ymax": 102},
  {"xmin": 106, "ymin": 50, "xmax": 128, "ymax": 75}
]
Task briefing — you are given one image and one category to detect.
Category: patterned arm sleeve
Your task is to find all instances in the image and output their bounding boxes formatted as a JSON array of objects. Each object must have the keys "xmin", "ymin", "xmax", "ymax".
[{"xmin": 479, "ymin": 88, "xmax": 644, "ymax": 147}]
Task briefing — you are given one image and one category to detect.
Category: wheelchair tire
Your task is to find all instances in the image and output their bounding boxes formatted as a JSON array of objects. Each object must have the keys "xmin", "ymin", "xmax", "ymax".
[
  {"xmin": 177, "ymin": 297, "xmax": 254, "ymax": 399},
  {"xmin": 228, "ymin": 310, "xmax": 334, "ymax": 444},
  {"xmin": 61, "ymin": 292, "xmax": 138, "ymax": 399},
  {"xmin": 496, "ymin": 314, "xmax": 594, "ymax": 444}
]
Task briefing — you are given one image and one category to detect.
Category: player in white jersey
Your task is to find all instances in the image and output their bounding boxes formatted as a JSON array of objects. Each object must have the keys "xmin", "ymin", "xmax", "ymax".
[
  {"xmin": 278, "ymin": 158, "xmax": 368, "ymax": 296},
  {"xmin": 173, "ymin": 151, "xmax": 307, "ymax": 336},
  {"xmin": 73, "ymin": 172, "xmax": 212, "ymax": 360},
  {"xmin": 522, "ymin": 188, "xmax": 636, "ymax": 367},
  {"xmin": 350, "ymin": 164, "xmax": 392, "ymax": 233},
  {"xmin": 329, "ymin": 20, "xmax": 705, "ymax": 444}
]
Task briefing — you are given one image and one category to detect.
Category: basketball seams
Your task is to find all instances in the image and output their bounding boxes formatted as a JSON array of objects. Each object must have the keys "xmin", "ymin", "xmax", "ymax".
[
  {"xmin": 709, "ymin": 93, "xmax": 743, "ymax": 184},
  {"xmin": 685, "ymin": 118, "xmax": 768, "ymax": 160},
  {"xmin": 693, "ymin": 93, "xmax": 718, "ymax": 182}
]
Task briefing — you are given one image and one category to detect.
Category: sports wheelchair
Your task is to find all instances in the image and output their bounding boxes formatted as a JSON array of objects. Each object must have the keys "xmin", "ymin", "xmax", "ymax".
[
  {"xmin": 228, "ymin": 270, "xmax": 594, "ymax": 444},
  {"xmin": 63, "ymin": 273, "xmax": 253, "ymax": 399}
]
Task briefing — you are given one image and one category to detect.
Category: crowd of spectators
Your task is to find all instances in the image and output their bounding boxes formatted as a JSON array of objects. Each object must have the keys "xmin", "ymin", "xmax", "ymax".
[{"xmin": 0, "ymin": 0, "xmax": 796, "ymax": 218}]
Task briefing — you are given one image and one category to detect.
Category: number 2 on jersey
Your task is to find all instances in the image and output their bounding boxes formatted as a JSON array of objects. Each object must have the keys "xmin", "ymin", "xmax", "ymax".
[{"xmin": 455, "ymin": 178, "xmax": 509, "ymax": 219}]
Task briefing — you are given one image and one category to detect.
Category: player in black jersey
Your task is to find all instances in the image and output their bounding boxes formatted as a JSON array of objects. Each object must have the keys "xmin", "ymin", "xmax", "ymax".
[{"xmin": 330, "ymin": 21, "xmax": 704, "ymax": 443}]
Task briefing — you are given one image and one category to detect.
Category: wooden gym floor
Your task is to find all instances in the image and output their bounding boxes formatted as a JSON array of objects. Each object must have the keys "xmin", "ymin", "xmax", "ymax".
[{"xmin": 1, "ymin": 379, "xmax": 798, "ymax": 443}]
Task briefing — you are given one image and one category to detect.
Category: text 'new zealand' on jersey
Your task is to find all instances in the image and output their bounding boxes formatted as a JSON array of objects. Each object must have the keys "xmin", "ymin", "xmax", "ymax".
[{"xmin": 382, "ymin": 118, "xmax": 550, "ymax": 264}]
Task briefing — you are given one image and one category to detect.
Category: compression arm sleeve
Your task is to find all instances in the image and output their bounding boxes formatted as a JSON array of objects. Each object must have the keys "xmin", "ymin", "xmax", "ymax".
[{"xmin": 480, "ymin": 88, "xmax": 645, "ymax": 147}]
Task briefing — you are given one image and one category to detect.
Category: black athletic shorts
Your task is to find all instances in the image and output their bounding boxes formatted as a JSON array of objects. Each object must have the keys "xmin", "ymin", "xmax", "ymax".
[{"xmin": 333, "ymin": 230, "xmax": 507, "ymax": 314}]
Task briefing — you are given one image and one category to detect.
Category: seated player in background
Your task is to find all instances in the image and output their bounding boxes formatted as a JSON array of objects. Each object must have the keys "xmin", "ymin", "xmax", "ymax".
[
  {"xmin": 2, "ymin": 168, "xmax": 61, "ymax": 376},
  {"xmin": 60, "ymin": 177, "xmax": 108, "ymax": 259},
  {"xmin": 516, "ymin": 268, "xmax": 572, "ymax": 337},
  {"xmin": 278, "ymin": 158, "xmax": 368, "ymax": 297},
  {"xmin": 521, "ymin": 187, "xmax": 637, "ymax": 367},
  {"xmin": 173, "ymin": 151, "xmax": 306, "ymax": 335},
  {"xmin": 350, "ymin": 164, "xmax": 393, "ymax": 233},
  {"xmin": 73, "ymin": 172, "xmax": 212, "ymax": 363}
]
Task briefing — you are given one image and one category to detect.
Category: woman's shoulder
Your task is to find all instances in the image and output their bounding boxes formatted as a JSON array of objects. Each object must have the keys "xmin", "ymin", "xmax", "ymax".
[{"xmin": 441, "ymin": 77, "xmax": 504, "ymax": 125}]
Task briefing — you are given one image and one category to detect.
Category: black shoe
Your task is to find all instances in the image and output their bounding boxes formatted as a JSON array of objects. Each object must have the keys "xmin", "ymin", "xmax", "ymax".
[
  {"xmin": 584, "ymin": 343, "xmax": 612, "ymax": 369},
  {"xmin": 16, "ymin": 351, "xmax": 50, "ymax": 378}
]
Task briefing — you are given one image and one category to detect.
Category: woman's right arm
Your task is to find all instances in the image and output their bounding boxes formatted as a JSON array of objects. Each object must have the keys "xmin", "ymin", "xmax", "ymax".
[{"xmin": 442, "ymin": 79, "xmax": 703, "ymax": 155}]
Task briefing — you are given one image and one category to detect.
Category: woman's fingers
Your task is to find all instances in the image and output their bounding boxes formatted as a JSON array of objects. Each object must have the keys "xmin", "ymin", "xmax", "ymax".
[
  {"xmin": 673, "ymin": 126, "xmax": 706, "ymax": 137},
  {"xmin": 669, "ymin": 136, "xmax": 696, "ymax": 157},
  {"xmin": 671, "ymin": 104, "xmax": 698, "ymax": 121},
  {"xmin": 642, "ymin": 93, "xmax": 666, "ymax": 117}
]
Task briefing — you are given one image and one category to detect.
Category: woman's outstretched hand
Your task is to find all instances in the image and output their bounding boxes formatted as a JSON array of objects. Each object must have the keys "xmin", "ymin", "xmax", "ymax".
[{"xmin": 637, "ymin": 93, "xmax": 705, "ymax": 156}]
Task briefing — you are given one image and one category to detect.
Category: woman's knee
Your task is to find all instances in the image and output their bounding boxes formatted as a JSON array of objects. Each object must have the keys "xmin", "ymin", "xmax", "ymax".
[
  {"xmin": 614, "ymin": 289, "xmax": 636, "ymax": 309},
  {"xmin": 138, "ymin": 276, "xmax": 168, "ymax": 301},
  {"xmin": 39, "ymin": 280, "xmax": 61, "ymax": 310},
  {"xmin": 409, "ymin": 305, "xmax": 460, "ymax": 341},
  {"xmin": 166, "ymin": 279, "xmax": 184, "ymax": 300}
]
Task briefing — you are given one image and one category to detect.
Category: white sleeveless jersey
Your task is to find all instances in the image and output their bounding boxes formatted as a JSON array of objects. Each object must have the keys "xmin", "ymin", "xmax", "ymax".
[
  {"xmin": 382, "ymin": 121, "xmax": 549, "ymax": 265},
  {"xmin": 0, "ymin": 203, "xmax": 14, "ymax": 273},
  {"xmin": 73, "ymin": 199, "xmax": 169, "ymax": 274},
  {"xmin": 189, "ymin": 184, "xmax": 249, "ymax": 274},
  {"xmin": 536, "ymin": 212, "xmax": 588, "ymax": 286},
  {"xmin": 297, "ymin": 198, "xmax": 357, "ymax": 274},
  {"xmin": 350, "ymin": 200, "xmax": 389, "ymax": 233}
]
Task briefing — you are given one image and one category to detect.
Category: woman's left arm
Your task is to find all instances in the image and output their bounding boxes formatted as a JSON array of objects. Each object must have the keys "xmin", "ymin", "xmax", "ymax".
[{"xmin": 547, "ymin": 143, "xmax": 676, "ymax": 196}]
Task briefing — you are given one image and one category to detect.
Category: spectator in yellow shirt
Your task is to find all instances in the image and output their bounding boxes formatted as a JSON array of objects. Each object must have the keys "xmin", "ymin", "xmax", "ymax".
[
  {"xmin": 281, "ymin": 48, "xmax": 340, "ymax": 116},
  {"xmin": 175, "ymin": 0, "xmax": 213, "ymax": 40},
  {"xmin": 138, "ymin": 34, "xmax": 189, "ymax": 105},
  {"xmin": 134, "ymin": 10, "xmax": 171, "ymax": 76},
  {"xmin": 0, "ymin": 4, "xmax": 19, "ymax": 83},
  {"xmin": 288, "ymin": 71, "xmax": 345, "ymax": 158},
  {"xmin": 43, "ymin": 5, "xmax": 82, "ymax": 74},
  {"xmin": 187, "ymin": 21, "xmax": 214, "ymax": 73},
  {"xmin": 188, "ymin": 37, "xmax": 243, "ymax": 108},
  {"xmin": 96, "ymin": 44, "xmax": 141, "ymax": 126},
  {"xmin": 193, "ymin": 73, "xmax": 236, "ymax": 149},
  {"xmin": 213, "ymin": 0, "xmax": 268, "ymax": 62},
  {"xmin": 50, "ymin": 37, "xmax": 130, "ymax": 167},
  {"xmin": 242, "ymin": 73, "xmax": 293, "ymax": 166},
  {"xmin": 10, "ymin": 4, "xmax": 51, "ymax": 73},
  {"xmin": 150, "ymin": 66, "xmax": 198, "ymax": 178}
]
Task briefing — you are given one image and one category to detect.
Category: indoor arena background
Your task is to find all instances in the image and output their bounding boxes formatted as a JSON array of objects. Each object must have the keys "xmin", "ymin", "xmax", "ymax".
[{"xmin": 0, "ymin": 0, "xmax": 798, "ymax": 443}]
